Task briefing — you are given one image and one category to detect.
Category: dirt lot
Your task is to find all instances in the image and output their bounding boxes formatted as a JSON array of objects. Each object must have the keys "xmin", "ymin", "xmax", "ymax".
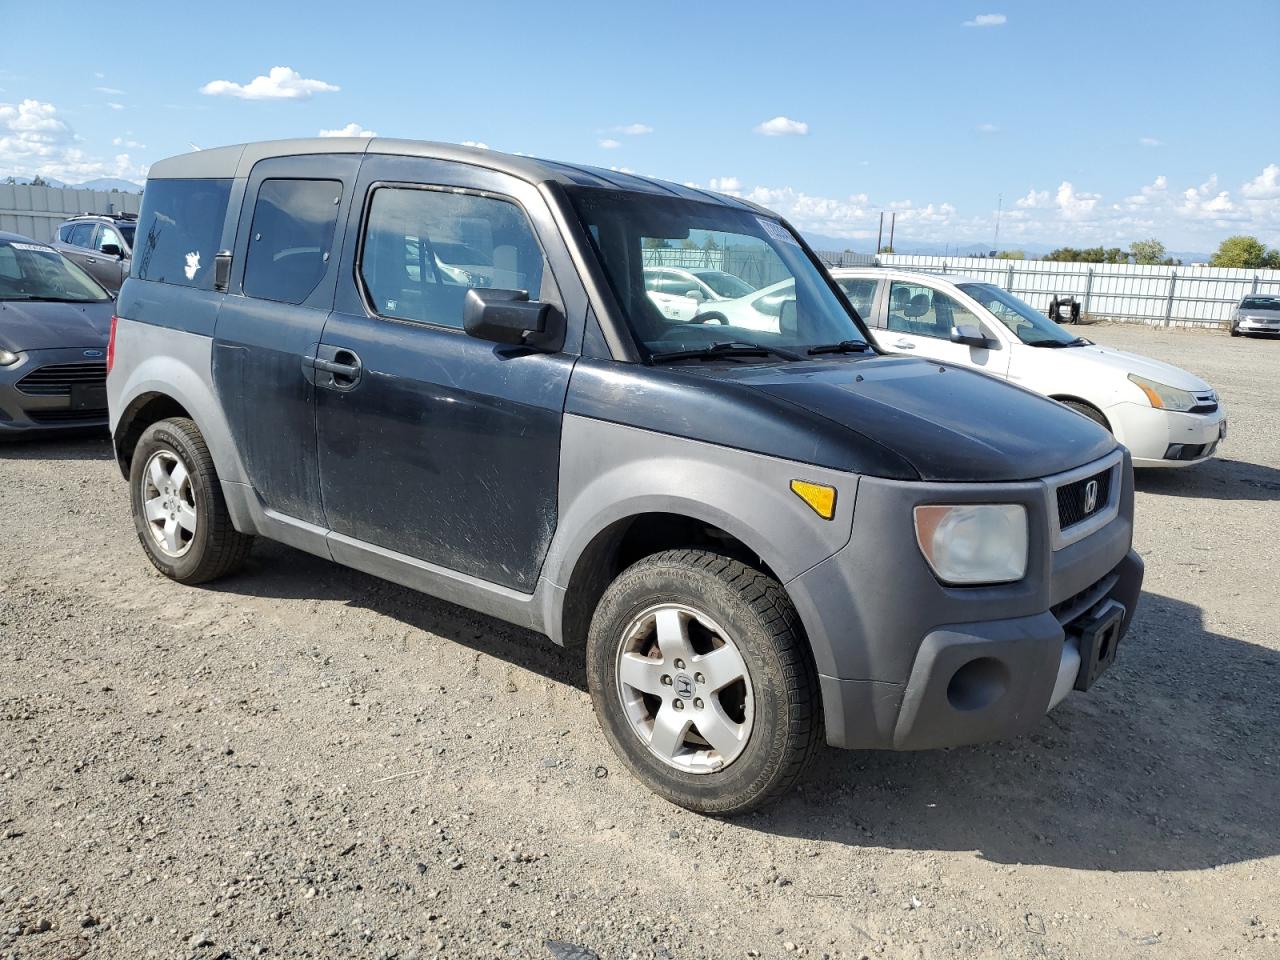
[{"xmin": 1, "ymin": 323, "xmax": 1277, "ymax": 960}]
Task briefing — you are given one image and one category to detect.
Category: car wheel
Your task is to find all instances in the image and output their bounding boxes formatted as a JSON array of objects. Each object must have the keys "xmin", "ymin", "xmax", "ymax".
[
  {"xmin": 1230, "ymin": 325, "xmax": 1241, "ymax": 337},
  {"xmin": 129, "ymin": 417, "xmax": 253, "ymax": 584},
  {"xmin": 586, "ymin": 549, "xmax": 821, "ymax": 816},
  {"xmin": 1061, "ymin": 400, "xmax": 1111, "ymax": 432}
]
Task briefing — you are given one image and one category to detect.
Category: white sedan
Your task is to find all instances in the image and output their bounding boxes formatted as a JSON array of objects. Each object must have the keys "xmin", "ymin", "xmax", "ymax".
[{"xmin": 830, "ymin": 268, "xmax": 1227, "ymax": 468}]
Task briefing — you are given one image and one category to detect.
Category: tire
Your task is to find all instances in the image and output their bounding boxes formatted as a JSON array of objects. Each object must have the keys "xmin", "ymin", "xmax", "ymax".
[
  {"xmin": 129, "ymin": 417, "xmax": 253, "ymax": 584},
  {"xmin": 585, "ymin": 549, "xmax": 821, "ymax": 816},
  {"xmin": 1061, "ymin": 400, "xmax": 1111, "ymax": 433},
  {"xmin": 1230, "ymin": 326, "xmax": 1241, "ymax": 337}
]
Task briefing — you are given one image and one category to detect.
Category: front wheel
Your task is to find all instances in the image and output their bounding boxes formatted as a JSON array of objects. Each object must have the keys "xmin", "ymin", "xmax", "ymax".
[
  {"xmin": 1061, "ymin": 400, "xmax": 1111, "ymax": 432},
  {"xmin": 586, "ymin": 549, "xmax": 821, "ymax": 815},
  {"xmin": 129, "ymin": 417, "xmax": 253, "ymax": 584}
]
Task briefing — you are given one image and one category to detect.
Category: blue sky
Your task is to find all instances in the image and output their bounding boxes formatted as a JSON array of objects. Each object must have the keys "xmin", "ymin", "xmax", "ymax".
[{"xmin": 3, "ymin": 0, "xmax": 1278, "ymax": 252}]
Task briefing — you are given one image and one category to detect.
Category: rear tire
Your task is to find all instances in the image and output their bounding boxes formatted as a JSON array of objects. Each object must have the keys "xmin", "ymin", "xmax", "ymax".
[
  {"xmin": 586, "ymin": 549, "xmax": 821, "ymax": 816},
  {"xmin": 1061, "ymin": 400, "xmax": 1111, "ymax": 433},
  {"xmin": 129, "ymin": 417, "xmax": 253, "ymax": 584}
]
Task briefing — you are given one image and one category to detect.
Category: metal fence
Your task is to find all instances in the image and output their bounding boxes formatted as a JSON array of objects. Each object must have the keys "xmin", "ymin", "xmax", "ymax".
[
  {"xmin": 815, "ymin": 251, "xmax": 1280, "ymax": 329},
  {"xmin": 0, "ymin": 183, "xmax": 142, "ymax": 242}
]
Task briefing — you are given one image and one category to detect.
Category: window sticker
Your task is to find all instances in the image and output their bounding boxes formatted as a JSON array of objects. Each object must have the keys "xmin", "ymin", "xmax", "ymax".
[
  {"xmin": 184, "ymin": 251, "xmax": 201, "ymax": 280},
  {"xmin": 756, "ymin": 217, "xmax": 799, "ymax": 247},
  {"xmin": 8, "ymin": 242, "xmax": 53, "ymax": 253}
]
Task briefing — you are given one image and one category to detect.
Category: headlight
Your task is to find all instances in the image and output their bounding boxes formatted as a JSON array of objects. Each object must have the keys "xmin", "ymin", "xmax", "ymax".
[
  {"xmin": 914, "ymin": 504, "xmax": 1028, "ymax": 585},
  {"xmin": 0, "ymin": 349, "xmax": 18, "ymax": 366},
  {"xmin": 1128, "ymin": 373, "xmax": 1196, "ymax": 412}
]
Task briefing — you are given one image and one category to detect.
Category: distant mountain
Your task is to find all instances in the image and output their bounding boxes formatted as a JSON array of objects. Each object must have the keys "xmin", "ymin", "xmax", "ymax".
[
  {"xmin": 800, "ymin": 231, "xmax": 1212, "ymax": 264},
  {"xmin": 75, "ymin": 177, "xmax": 144, "ymax": 193}
]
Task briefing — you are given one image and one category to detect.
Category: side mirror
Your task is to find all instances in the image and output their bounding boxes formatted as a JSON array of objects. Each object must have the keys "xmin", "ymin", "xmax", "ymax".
[
  {"xmin": 686, "ymin": 288, "xmax": 706, "ymax": 303},
  {"xmin": 100, "ymin": 243, "xmax": 122, "ymax": 258},
  {"xmin": 778, "ymin": 298, "xmax": 799, "ymax": 335},
  {"xmin": 950, "ymin": 324, "xmax": 992, "ymax": 348},
  {"xmin": 464, "ymin": 288, "xmax": 555, "ymax": 348}
]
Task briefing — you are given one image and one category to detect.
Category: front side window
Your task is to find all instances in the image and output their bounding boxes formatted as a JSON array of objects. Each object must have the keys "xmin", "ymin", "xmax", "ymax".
[
  {"xmin": 68, "ymin": 222, "xmax": 94, "ymax": 248},
  {"xmin": 886, "ymin": 282, "xmax": 987, "ymax": 341},
  {"xmin": 242, "ymin": 179, "xmax": 343, "ymax": 305},
  {"xmin": 97, "ymin": 225, "xmax": 122, "ymax": 252},
  {"xmin": 567, "ymin": 188, "xmax": 867, "ymax": 357},
  {"xmin": 0, "ymin": 240, "xmax": 109, "ymax": 302},
  {"xmin": 359, "ymin": 186, "xmax": 545, "ymax": 330},
  {"xmin": 958, "ymin": 282, "xmax": 1077, "ymax": 346},
  {"xmin": 692, "ymin": 270, "xmax": 756, "ymax": 299},
  {"xmin": 133, "ymin": 178, "xmax": 233, "ymax": 288},
  {"xmin": 834, "ymin": 277, "xmax": 878, "ymax": 322}
]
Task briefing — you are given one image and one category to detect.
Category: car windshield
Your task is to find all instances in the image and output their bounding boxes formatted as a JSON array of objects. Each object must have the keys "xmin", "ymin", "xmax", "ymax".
[
  {"xmin": 0, "ymin": 239, "xmax": 110, "ymax": 302},
  {"xmin": 567, "ymin": 188, "xmax": 868, "ymax": 359},
  {"xmin": 1240, "ymin": 296, "xmax": 1280, "ymax": 311},
  {"xmin": 958, "ymin": 282, "xmax": 1077, "ymax": 346},
  {"xmin": 690, "ymin": 269, "xmax": 756, "ymax": 299}
]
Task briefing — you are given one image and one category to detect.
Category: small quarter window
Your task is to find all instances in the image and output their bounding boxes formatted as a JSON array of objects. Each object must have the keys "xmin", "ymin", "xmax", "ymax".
[
  {"xmin": 359, "ymin": 186, "xmax": 544, "ymax": 330},
  {"xmin": 133, "ymin": 178, "xmax": 233, "ymax": 288},
  {"xmin": 242, "ymin": 179, "xmax": 343, "ymax": 305}
]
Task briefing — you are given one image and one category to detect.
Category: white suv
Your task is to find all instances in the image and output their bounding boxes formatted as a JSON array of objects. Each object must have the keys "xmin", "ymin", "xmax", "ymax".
[{"xmin": 831, "ymin": 268, "xmax": 1227, "ymax": 468}]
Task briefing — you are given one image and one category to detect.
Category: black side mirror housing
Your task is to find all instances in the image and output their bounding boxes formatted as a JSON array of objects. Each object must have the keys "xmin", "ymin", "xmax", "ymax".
[
  {"xmin": 950, "ymin": 323, "xmax": 992, "ymax": 348},
  {"xmin": 100, "ymin": 243, "xmax": 122, "ymax": 258},
  {"xmin": 464, "ymin": 288, "xmax": 558, "ymax": 349}
]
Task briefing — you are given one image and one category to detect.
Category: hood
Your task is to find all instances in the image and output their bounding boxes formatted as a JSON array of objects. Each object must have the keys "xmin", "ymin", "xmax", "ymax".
[
  {"xmin": 721, "ymin": 355, "xmax": 1116, "ymax": 482},
  {"xmin": 0, "ymin": 299, "xmax": 114, "ymax": 353},
  {"xmin": 1051, "ymin": 342, "xmax": 1211, "ymax": 392}
]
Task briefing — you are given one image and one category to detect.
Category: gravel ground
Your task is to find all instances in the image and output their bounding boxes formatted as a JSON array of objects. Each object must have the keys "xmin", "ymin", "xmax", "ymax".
[{"xmin": 1, "ymin": 323, "xmax": 1278, "ymax": 960}]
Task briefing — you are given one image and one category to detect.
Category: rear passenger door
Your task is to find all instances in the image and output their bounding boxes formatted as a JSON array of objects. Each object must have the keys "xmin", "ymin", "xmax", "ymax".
[
  {"xmin": 315, "ymin": 155, "xmax": 582, "ymax": 592},
  {"xmin": 212, "ymin": 155, "xmax": 358, "ymax": 526}
]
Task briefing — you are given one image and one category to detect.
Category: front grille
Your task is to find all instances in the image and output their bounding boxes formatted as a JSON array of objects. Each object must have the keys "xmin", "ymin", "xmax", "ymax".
[
  {"xmin": 1056, "ymin": 467, "xmax": 1113, "ymax": 531},
  {"xmin": 1164, "ymin": 441, "xmax": 1216, "ymax": 461},
  {"xmin": 1189, "ymin": 401, "xmax": 1218, "ymax": 414},
  {"xmin": 27, "ymin": 408, "xmax": 108, "ymax": 424},
  {"xmin": 16, "ymin": 362, "xmax": 107, "ymax": 397}
]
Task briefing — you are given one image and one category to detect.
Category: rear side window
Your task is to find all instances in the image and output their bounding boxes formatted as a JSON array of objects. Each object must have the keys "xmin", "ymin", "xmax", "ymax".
[
  {"xmin": 242, "ymin": 179, "xmax": 342, "ymax": 305},
  {"xmin": 132, "ymin": 178, "xmax": 233, "ymax": 288},
  {"xmin": 359, "ymin": 186, "xmax": 544, "ymax": 330},
  {"xmin": 68, "ymin": 223, "xmax": 95, "ymax": 247},
  {"xmin": 835, "ymin": 277, "xmax": 878, "ymax": 322}
]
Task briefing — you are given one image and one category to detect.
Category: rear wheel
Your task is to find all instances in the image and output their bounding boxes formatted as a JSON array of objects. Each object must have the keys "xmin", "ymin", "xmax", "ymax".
[
  {"xmin": 586, "ymin": 549, "xmax": 821, "ymax": 815},
  {"xmin": 1061, "ymin": 400, "xmax": 1110, "ymax": 433},
  {"xmin": 129, "ymin": 417, "xmax": 253, "ymax": 584}
]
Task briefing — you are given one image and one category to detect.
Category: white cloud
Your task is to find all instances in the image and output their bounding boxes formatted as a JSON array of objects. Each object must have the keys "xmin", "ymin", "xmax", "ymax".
[
  {"xmin": 1139, "ymin": 136, "xmax": 1164, "ymax": 147},
  {"xmin": 318, "ymin": 122, "xmax": 377, "ymax": 138},
  {"xmin": 754, "ymin": 116, "xmax": 809, "ymax": 137},
  {"xmin": 708, "ymin": 176, "xmax": 742, "ymax": 195},
  {"xmin": 977, "ymin": 122, "xmax": 999, "ymax": 133},
  {"xmin": 112, "ymin": 136, "xmax": 146, "ymax": 149},
  {"xmin": 598, "ymin": 138, "xmax": 621, "ymax": 149},
  {"xmin": 461, "ymin": 140, "xmax": 490, "ymax": 149},
  {"xmin": 963, "ymin": 13, "xmax": 1007, "ymax": 26},
  {"xmin": 608, "ymin": 165, "xmax": 635, "ymax": 174},
  {"xmin": 1056, "ymin": 181, "xmax": 1101, "ymax": 220},
  {"xmin": 1016, "ymin": 187, "xmax": 1050, "ymax": 209},
  {"xmin": 200, "ymin": 66, "xmax": 339, "ymax": 101},
  {"xmin": 94, "ymin": 86, "xmax": 125, "ymax": 95},
  {"xmin": 1242, "ymin": 163, "xmax": 1280, "ymax": 200},
  {"xmin": 0, "ymin": 98, "xmax": 146, "ymax": 183},
  {"xmin": 613, "ymin": 123, "xmax": 653, "ymax": 136}
]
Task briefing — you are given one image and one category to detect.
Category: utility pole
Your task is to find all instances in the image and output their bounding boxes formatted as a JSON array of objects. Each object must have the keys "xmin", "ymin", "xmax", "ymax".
[
  {"xmin": 876, "ymin": 212, "xmax": 884, "ymax": 254},
  {"xmin": 888, "ymin": 212, "xmax": 896, "ymax": 253},
  {"xmin": 993, "ymin": 193, "xmax": 1003, "ymax": 253}
]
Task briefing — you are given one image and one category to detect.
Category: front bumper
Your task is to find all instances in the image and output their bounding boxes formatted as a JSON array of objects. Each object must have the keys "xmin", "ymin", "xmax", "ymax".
[
  {"xmin": 0, "ymin": 346, "xmax": 110, "ymax": 436},
  {"xmin": 1107, "ymin": 400, "xmax": 1226, "ymax": 468},
  {"xmin": 1236, "ymin": 318, "xmax": 1280, "ymax": 335},
  {"xmin": 786, "ymin": 451, "xmax": 1143, "ymax": 751}
]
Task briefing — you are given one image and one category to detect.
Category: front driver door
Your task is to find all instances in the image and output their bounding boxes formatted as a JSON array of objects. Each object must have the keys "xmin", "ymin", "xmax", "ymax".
[
  {"xmin": 315, "ymin": 156, "xmax": 582, "ymax": 592},
  {"xmin": 874, "ymin": 280, "xmax": 1008, "ymax": 378}
]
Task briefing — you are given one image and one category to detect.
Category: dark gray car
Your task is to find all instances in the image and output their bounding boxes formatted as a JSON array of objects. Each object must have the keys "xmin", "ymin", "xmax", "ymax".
[
  {"xmin": 0, "ymin": 232, "xmax": 114, "ymax": 436},
  {"xmin": 1230, "ymin": 294, "xmax": 1280, "ymax": 336},
  {"xmin": 51, "ymin": 214, "xmax": 136, "ymax": 294}
]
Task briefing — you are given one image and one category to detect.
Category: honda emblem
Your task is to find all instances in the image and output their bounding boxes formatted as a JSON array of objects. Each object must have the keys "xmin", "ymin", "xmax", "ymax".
[{"xmin": 1083, "ymin": 479, "xmax": 1099, "ymax": 514}]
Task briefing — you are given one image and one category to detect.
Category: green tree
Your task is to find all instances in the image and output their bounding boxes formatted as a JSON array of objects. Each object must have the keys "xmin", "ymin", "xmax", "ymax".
[
  {"xmin": 29, "ymin": 174, "xmax": 49, "ymax": 186},
  {"xmin": 642, "ymin": 237, "xmax": 671, "ymax": 250},
  {"xmin": 1129, "ymin": 238, "xmax": 1167, "ymax": 265},
  {"xmin": 1210, "ymin": 235, "xmax": 1272, "ymax": 269},
  {"xmin": 996, "ymin": 249, "xmax": 1025, "ymax": 260}
]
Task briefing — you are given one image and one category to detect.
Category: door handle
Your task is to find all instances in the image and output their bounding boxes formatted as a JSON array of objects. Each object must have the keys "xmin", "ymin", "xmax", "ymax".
[
  {"xmin": 85, "ymin": 257, "xmax": 98, "ymax": 264},
  {"xmin": 312, "ymin": 357, "xmax": 360, "ymax": 377},
  {"xmin": 893, "ymin": 339, "xmax": 916, "ymax": 349},
  {"xmin": 304, "ymin": 349, "xmax": 362, "ymax": 388}
]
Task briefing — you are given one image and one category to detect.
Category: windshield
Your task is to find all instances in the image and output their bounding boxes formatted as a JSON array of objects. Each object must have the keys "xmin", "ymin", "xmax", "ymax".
[
  {"xmin": 0, "ymin": 239, "xmax": 110, "ymax": 302},
  {"xmin": 1240, "ymin": 296, "xmax": 1280, "ymax": 311},
  {"xmin": 958, "ymin": 282, "xmax": 1077, "ymax": 346},
  {"xmin": 690, "ymin": 269, "xmax": 756, "ymax": 299},
  {"xmin": 567, "ymin": 188, "xmax": 868, "ymax": 359}
]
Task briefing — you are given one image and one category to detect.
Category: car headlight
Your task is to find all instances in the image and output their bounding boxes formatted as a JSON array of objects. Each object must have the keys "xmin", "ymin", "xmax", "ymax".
[
  {"xmin": 914, "ymin": 504, "xmax": 1028, "ymax": 585},
  {"xmin": 0, "ymin": 349, "xmax": 18, "ymax": 366},
  {"xmin": 1128, "ymin": 374, "xmax": 1196, "ymax": 412}
]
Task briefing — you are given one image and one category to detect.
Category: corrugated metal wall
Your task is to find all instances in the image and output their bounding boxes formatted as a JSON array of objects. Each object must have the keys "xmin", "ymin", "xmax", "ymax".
[
  {"xmin": 826, "ymin": 253, "xmax": 1280, "ymax": 329},
  {"xmin": 0, "ymin": 183, "xmax": 142, "ymax": 242}
]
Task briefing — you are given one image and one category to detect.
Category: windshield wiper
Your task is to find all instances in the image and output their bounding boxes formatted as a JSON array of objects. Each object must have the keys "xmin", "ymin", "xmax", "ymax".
[
  {"xmin": 648, "ymin": 341, "xmax": 804, "ymax": 364},
  {"xmin": 807, "ymin": 339, "xmax": 870, "ymax": 356}
]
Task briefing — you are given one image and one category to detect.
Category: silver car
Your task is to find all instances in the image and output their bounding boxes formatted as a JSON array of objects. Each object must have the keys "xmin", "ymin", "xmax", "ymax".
[{"xmin": 1230, "ymin": 294, "xmax": 1280, "ymax": 337}]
